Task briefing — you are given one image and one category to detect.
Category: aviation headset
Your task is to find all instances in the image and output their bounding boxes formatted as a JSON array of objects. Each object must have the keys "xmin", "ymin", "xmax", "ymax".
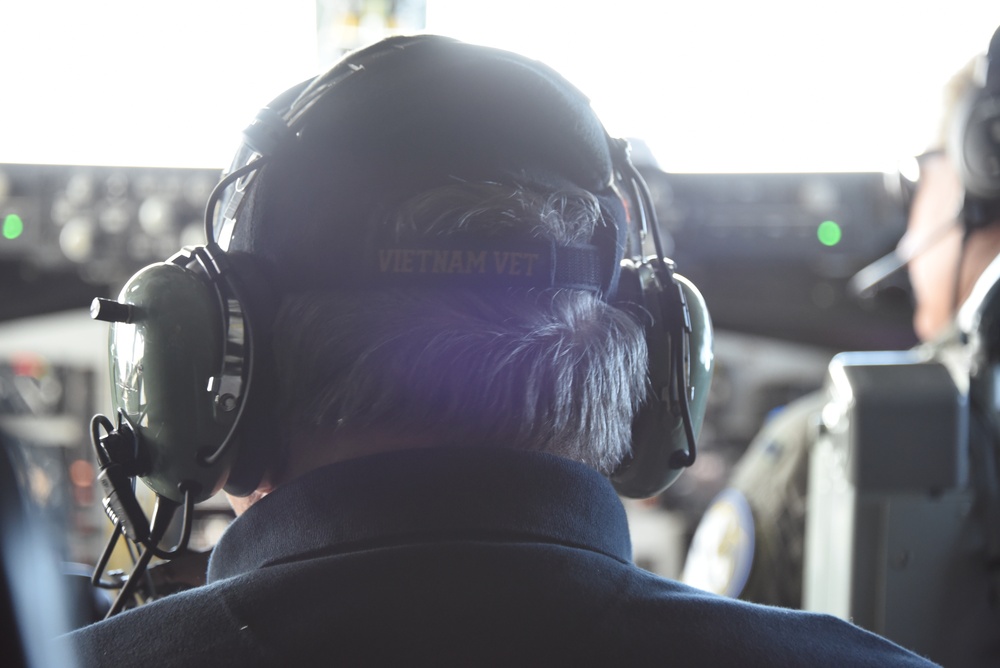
[{"xmin": 87, "ymin": 35, "xmax": 714, "ymax": 608}]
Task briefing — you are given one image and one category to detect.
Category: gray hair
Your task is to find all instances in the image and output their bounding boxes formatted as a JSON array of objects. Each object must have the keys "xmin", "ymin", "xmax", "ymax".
[{"xmin": 269, "ymin": 183, "xmax": 648, "ymax": 474}]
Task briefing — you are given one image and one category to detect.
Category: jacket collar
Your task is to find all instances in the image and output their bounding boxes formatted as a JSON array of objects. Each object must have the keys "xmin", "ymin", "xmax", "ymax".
[{"xmin": 208, "ymin": 446, "xmax": 633, "ymax": 582}]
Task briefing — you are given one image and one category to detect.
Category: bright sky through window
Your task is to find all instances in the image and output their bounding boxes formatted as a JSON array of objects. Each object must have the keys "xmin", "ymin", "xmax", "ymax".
[{"xmin": 1, "ymin": 1, "xmax": 998, "ymax": 172}]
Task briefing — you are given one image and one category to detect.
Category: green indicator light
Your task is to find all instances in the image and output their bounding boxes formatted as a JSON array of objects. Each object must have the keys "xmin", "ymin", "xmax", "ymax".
[
  {"xmin": 817, "ymin": 220, "xmax": 842, "ymax": 247},
  {"xmin": 3, "ymin": 214, "xmax": 24, "ymax": 240}
]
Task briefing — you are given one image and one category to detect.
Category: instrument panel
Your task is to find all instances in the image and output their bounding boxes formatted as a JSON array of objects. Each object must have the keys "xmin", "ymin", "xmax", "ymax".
[
  {"xmin": 641, "ymin": 168, "xmax": 917, "ymax": 350},
  {"xmin": 0, "ymin": 162, "xmax": 917, "ymax": 350}
]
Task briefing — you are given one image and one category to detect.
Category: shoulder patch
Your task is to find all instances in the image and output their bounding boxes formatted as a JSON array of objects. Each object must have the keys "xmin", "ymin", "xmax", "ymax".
[{"xmin": 679, "ymin": 488, "xmax": 755, "ymax": 598}]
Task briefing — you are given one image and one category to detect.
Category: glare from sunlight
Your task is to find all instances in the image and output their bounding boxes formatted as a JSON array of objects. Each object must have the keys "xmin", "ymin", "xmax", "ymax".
[
  {"xmin": 428, "ymin": 0, "xmax": 1000, "ymax": 172},
  {"xmin": 1, "ymin": 0, "xmax": 999, "ymax": 172},
  {"xmin": 0, "ymin": 0, "xmax": 319, "ymax": 169}
]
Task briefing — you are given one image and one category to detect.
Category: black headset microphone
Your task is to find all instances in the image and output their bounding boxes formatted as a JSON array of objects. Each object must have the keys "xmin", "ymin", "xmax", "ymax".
[
  {"xmin": 848, "ymin": 216, "xmax": 962, "ymax": 298},
  {"xmin": 84, "ymin": 36, "xmax": 714, "ymax": 616}
]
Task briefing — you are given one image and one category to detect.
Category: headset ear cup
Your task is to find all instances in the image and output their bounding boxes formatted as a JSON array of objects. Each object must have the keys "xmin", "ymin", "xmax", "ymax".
[
  {"xmin": 952, "ymin": 85, "xmax": 1000, "ymax": 204},
  {"xmin": 674, "ymin": 273, "xmax": 713, "ymax": 453},
  {"xmin": 219, "ymin": 252, "xmax": 282, "ymax": 497},
  {"xmin": 104, "ymin": 256, "xmax": 240, "ymax": 503},
  {"xmin": 611, "ymin": 262, "xmax": 713, "ymax": 498},
  {"xmin": 951, "ymin": 32, "xmax": 1000, "ymax": 226}
]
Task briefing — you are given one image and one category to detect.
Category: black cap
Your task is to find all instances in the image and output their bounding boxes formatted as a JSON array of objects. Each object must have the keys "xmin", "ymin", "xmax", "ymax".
[{"xmin": 227, "ymin": 35, "xmax": 627, "ymax": 295}]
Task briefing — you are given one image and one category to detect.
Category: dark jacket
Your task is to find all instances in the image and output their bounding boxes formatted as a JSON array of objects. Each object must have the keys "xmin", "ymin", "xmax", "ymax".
[{"xmin": 66, "ymin": 446, "xmax": 937, "ymax": 666}]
